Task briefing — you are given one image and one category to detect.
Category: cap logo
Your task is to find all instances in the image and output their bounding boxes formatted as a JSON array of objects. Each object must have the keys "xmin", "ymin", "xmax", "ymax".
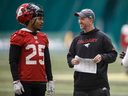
[
  {"xmin": 89, "ymin": 16, "xmax": 92, "ymax": 19},
  {"xmin": 17, "ymin": 7, "xmax": 24, "ymax": 19}
]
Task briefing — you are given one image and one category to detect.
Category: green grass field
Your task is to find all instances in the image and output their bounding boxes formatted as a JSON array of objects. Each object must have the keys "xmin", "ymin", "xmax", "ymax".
[{"xmin": 0, "ymin": 53, "xmax": 128, "ymax": 96}]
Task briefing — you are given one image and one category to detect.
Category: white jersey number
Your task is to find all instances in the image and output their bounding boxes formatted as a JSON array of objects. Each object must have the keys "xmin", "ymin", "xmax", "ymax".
[{"xmin": 26, "ymin": 44, "xmax": 45, "ymax": 65}]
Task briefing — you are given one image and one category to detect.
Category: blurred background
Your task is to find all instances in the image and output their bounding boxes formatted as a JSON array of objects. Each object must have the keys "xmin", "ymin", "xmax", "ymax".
[{"xmin": 0, "ymin": 0, "xmax": 128, "ymax": 96}]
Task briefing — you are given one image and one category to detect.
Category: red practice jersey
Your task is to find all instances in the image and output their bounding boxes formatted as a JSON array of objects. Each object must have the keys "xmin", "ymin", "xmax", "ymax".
[{"xmin": 10, "ymin": 28, "xmax": 49, "ymax": 81}]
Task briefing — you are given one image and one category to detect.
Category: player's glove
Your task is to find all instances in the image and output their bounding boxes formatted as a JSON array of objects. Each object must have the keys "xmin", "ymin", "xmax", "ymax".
[
  {"xmin": 120, "ymin": 52, "xmax": 126, "ymax": 59},
  {"xmin": 47, "ymin": 80, "xmax": 55, "ymax": 95},
  {"xmin": 13, "ymin": 80, "xmax": 25, "ymax": 95}
]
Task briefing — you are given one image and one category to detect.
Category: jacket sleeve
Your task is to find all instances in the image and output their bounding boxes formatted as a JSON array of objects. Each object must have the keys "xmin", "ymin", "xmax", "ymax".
[
  {"xmin": 100, "ymin": 36, "xmax": 117, "ymax": 64},
  {"xmin": 67, "ymin": 38, "xmax": 76, "ymax": 68},
  {"xmin": 44, "ymin": 47, "xmax": 53, "ymax": 81},
  {"xmin": 9, "ymin": 44, "xmax": 21, "ymax": 81}
]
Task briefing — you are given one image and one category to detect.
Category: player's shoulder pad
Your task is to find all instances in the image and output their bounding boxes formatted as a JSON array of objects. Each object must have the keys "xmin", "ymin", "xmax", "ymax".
[
  {"xmin": 39, "ymin": 32, "xmax": 47, "ymax": 37},
  {"xmin": 38, "ymin": 32, "xmax": 49, "ymax": 47},
  {"xmin": 11, "ymin": 30, "xmax": 28, "ymax": 38},
  {"xmin": 39, "ymin": 32, "xmax": 48, "ymax": 39},
  {"xmin": 10, "ymin": 30, "xmax": 28, "ymax": 46}
]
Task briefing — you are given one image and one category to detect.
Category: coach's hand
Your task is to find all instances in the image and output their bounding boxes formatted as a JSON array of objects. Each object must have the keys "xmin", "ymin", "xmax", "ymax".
[
  {"xmin": 71, "ymin": 59, "xmax": 79, "ymax": 65},
  {"xmin": 93, "ymin": 54, "xmax": 102, "ymax": 63},
  {"xmin": 48, "ymin": 80, "xmax": 55, "ymax": 95},
  {"xmin": 13, "ymin": 80, "xmax": 24, "ymax": 95}
]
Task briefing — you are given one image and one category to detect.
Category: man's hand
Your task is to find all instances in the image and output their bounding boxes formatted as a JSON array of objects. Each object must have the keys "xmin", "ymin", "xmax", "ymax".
[
  {"xmin": 13, "ymin": 80, "xmax": 24, "ymax": 95},
  {"xmin": 120, "ymin": 52, "xmax": 126, "ymax": 59},
  {"xmin": 47, "ymin": 81, "xmax": 55, "ymax": 95},
  {"xmin": 93, "ymin": 54, "xmax": 102, "ymax": 63},
  {"xmin": 121, "ymin": 62, "xmax": 123, "ymax": 66},
  {"xmin": 71, "ymin": 59, "xmax": 79, "ymax": 65}
]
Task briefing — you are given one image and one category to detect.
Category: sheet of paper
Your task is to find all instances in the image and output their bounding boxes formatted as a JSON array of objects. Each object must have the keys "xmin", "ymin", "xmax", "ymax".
[
  {"xmin": 74, "ymin": 55, "xmax": 97, "ymax": 74},
  {"xmin": 122, "ymin": 47, "xmax": 128, "ymax": 67}
]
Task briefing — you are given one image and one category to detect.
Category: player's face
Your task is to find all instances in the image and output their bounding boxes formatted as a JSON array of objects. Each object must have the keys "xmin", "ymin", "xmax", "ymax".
[
  {"xmin": 78, "ymin": 16, "xmax": 92, "ymax": 30},
  {"xmin": 33, "ymin": 17, "xmax": 44, "ymax": 31}
]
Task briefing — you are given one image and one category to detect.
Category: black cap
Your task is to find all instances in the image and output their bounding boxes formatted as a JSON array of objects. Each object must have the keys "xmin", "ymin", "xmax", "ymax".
[{"xmin": 74, "ymin": 9, "xmax": 95, "ymax": 20}]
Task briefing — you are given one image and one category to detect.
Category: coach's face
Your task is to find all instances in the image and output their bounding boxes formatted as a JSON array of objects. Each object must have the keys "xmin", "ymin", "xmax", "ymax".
[
  {"xmin": 78, "ymin": 16, "xmax": 93, "ymax": 29},
  {"xmin": 32, "ymin": 17, "xmax": 44, "ymax": 31}
]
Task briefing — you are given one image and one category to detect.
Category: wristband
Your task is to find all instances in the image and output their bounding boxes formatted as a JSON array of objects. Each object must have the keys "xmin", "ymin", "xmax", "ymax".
[{"xmin": 13, "ymin": 80, "xmax": 20, "ymax": 84}]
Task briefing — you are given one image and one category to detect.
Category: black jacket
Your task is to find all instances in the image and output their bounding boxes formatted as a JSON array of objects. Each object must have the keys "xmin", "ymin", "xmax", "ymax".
[{"xmin": 67, "ymin": 28, "xmax": 117, "ymax": 91}]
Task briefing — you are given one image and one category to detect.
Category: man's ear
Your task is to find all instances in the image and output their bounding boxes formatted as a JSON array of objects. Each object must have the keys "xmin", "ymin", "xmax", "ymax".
[{"xmin": 90, "ymin": 19, "xmax": 94, "ymax": 24}]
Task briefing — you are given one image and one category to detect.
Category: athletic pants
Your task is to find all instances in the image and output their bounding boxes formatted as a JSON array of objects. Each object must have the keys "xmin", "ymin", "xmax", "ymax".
[
  {"xmin": 15, "ymin": 81, "xmax": 46, "ymax": 96},
  {"xmin": 74, "ymin": 87, "xmax": 110, "ymax": 96}
]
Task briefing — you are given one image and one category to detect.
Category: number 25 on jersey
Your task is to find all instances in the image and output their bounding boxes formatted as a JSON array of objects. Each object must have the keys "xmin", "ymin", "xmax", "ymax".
[{"xmin": 26, "ymin": 44, "xmax": 45, "ymax": 65}]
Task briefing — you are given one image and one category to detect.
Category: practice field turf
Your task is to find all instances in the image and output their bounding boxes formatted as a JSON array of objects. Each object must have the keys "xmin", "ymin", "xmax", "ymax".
[{"xmin": 0, "ymin": 53, "xmax": 128, "ymax": 96}]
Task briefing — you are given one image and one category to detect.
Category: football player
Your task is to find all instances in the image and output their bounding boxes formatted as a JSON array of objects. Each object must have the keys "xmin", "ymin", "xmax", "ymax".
[{"xmin": 9, "ymin": 3, "xmax": 54, "ymax": 96}]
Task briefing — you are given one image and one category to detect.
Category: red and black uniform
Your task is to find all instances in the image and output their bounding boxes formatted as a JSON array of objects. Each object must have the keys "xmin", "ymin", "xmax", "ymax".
[
  {"xmin": 9, "ymin": 28, "xmax": 53, "ymax": 95},
  {"xmin": 67, "ymin": 28, "xmax": 117, "ymax": 91}
]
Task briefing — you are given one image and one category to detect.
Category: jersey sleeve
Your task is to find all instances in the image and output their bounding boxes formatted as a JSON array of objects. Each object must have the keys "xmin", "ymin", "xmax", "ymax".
[
  {"xmin": 10, "ymin": 31, "xmax": 24, "ymax": 46},
  {"xmin": 9, "ymin": 44, "xmax": 21, "ymax": 81},
  {"xmin": 42, "ymin": 33, "xmax": 53, "ymax": 81},
  {"xmin": 44, "ymin": 47, "xmax": 53, "ymax": 81}
]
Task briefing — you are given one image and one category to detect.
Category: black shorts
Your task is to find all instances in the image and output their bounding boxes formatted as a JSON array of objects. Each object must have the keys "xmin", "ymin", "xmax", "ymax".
[
  {"xmin": 15, "ymin": 81, "xmax": 46, "ymax": 96},
  {"xmin": 73, "ymin": 87, "xmax": 110, "ymax": 96}
]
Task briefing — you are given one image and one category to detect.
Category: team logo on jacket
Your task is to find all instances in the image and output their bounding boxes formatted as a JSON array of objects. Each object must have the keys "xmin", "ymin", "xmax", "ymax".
[
  {"xmin": 83, "ymin": 43, "xmax": 90, "ymax": 48},
  {"xmin": 77, "ymin": 38, "xmax": 98, "ymax": 44}
]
